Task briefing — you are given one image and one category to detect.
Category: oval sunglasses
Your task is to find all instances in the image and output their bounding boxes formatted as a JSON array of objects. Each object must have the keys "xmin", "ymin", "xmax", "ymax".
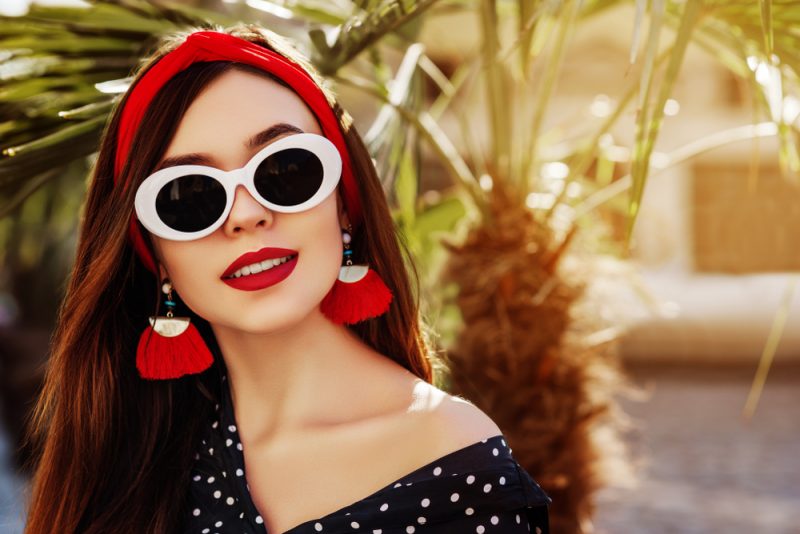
[{"xmin": 134, "ymin": 132, "xmax": 342, "ymax": 241}]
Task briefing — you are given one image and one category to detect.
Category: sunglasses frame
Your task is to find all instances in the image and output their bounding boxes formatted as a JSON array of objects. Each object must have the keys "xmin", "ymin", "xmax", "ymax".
[{"xmin": 134, "ymin": 132, "xmax": 342, "ymax": 241}]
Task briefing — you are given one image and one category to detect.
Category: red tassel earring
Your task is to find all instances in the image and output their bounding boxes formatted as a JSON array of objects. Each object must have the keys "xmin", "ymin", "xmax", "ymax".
[
  {"xmin": 136, "ymin": 279, "xmax": 214, "ymax": 380},
  {"xmin": 320, "ymin": 225, "xmax": 393, "ymax": 325}
]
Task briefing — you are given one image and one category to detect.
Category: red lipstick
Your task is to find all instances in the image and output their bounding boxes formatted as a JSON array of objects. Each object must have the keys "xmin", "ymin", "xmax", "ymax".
[{"xmin": 221, "ymin": 247, "xmax": 298, "ymax": 292}]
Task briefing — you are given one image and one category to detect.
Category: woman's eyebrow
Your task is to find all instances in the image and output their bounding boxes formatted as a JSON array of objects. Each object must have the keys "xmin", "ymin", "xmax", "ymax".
[
  {"xmin": 154, "ymin": 122, "xmax": 305, "ymax": 171},
  {"xmin": 246, "ymin": 122, "xmax": 304, "ymax": 149}
]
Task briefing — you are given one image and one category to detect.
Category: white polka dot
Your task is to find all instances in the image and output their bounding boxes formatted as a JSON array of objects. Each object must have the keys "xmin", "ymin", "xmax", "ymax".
[
  {"xmin": 476, "ymin": 525, "xmax": 485, "ymax": 533},
  {"xmin": 499, "ymin": 476, "xmax": 506, "ymax": 485},
  {"xmin": 207, "ymin": 476, "xmax": 215, "ymax": 483},
  {"xmin": 214, "ymin": 521, "xmax": 222, "ymax": 527},
  {"xmin": 208, "ymin": 447, "xmax": 214, "ymax": 455},
  {"xmin": 239, "ymin": 512, "xmax": 244, "ymax": 519},
  {"xmin": 450, "ymin": 492, "xmax": 460, "ymax": 502},
  {"xmin": 202, "ymin": 529, "xmax": 209, "ymax": 534},
  {"xmin": 228, "ymin": 424, "xmax": 236, "ymax": 432},
  {"xmin": 211, "ymin": 421, "xmax": 218, "ymax": 428},
  {"xmin": 372, "ymin": 530, "xmax": 382, "ymax": 534},
  {"xmin": 222, "ymin": 470, "xmax": 226, "ymax": 478},
  {"xmin": 492, "ymin": 447, "xmax": 498, "ymax": 456},
  {"xmin": 466, "ymin": 475, "xmax": 476, "ymax": 484},
  {"xmin": 194, "ymin": 452, "xmax": 199, "ymax": 460},
  {"xmin": 501, "ymin": 438, "xmax": 507, "ymax": 447},
  {"xmin": 433, "ymin": 466, "xmax": 442, "ymax": 476},
  {"xmin": 393, "ymin": 483, "xmax": 402, "ymax": 488},
  {"xmin": 516, "ymin": 514, "xmax": 521, "ymax": 524},
  {"xmin": 236, "ymin": 468, "xmax": 244, "ymax": 476},
  {"xmin": 405, "ymin": 527, "xmax": 415, "ymax": 533},
  {"xmin": 420, "ymin": 498, "xmax": 430, "ymax": 507},
  {"xmin": 405, "ymin": 482, "xmax": 412, "ymax": 486},
  {"xmin": 213, "ymin": 490, "xmax": 221, "ymax": 499},
  {"xmin": 350, "ymin": 520, "xmax": 360, "ymax": 528},
  {"xmin": 483, "ymin": 482, "xmax": 492, "ymax": 492},
  {"xmin": 314, "ymin": 523, "xmax": 323, "ymax": 531},
  {"xmin": 192, "ymin": 508, "xmax": 200, "ymax": 516},
  {"xmin": 226, "ymin": 496, "xmax": 235, "ymax": 505},
  {"xmin": 226, "ymin": 438, "xmax": 233, "ymax": 447},
  {"xmin": 465, "ymin": 507, "xmax": 474, "ymax": 515},
  {"xmin": 380, "ymin": 503, "xmax": 389, "ymax": 511},
  {"xmin": 255, "ymin": 515, "xmax": 263, "ymax": 524},
  {"xmin": 236, "ymin": 443, "xmax": 243, "ymax": 450},
  {"xmin": 417, "ymin": 516, "xmax": 427, "ymax": 524},
  {"xmin": 192, "ymin": 475, "xmax": 201, "ymax": 481},
  {"xmin": 491, "ymin": 515, "xmax": 499, "ymax": 525}
]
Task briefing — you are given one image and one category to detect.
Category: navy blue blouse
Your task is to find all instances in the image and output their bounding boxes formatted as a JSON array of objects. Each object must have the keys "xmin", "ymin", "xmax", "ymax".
[{"xmin": 184, "ymin": 373, "xmax": 551, "ymax": 533}]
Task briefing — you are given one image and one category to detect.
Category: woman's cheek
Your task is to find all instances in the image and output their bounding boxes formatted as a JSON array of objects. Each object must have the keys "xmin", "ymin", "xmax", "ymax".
[{"xmin": 155, "ymin": 241, "xmax": 217, "ymax": 309}]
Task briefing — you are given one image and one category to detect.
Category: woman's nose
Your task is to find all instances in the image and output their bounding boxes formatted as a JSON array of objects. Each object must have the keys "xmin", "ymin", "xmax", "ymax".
[{"xmin": 222, "ymin": 184, "xmax": 273, "ymax": 236}]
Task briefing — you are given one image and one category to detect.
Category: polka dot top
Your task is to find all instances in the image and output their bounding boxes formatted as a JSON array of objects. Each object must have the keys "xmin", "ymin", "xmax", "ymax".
[{"xmin": 184, "ymin": 373, "xmax": 551, "ymax": 533}]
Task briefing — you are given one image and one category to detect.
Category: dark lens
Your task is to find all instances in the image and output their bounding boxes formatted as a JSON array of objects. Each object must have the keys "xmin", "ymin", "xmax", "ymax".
[
  {"xmin": 253, "ymin": 148, "xmax": 323, "ymax": 207},
  {"xmin": 155, "ymin": 174, "xmax": 226, "ymax": 232}
]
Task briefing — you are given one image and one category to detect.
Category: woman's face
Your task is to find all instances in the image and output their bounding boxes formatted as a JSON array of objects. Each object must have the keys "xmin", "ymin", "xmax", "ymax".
[{"xmin": 149, "ymin": 68, "xmax": 348, "ymax": 333}]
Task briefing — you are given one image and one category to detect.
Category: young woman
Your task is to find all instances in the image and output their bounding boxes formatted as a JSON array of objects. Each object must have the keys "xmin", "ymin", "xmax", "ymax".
[{"xmin": 22, "ymin": 23, "xmax": 550, "ymax": 534}]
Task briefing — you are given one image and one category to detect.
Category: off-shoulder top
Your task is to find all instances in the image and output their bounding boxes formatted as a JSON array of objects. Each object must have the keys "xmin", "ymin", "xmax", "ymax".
[{"xmin": 183, "ymin": 373, "xmax": 551, "ymax": 533}]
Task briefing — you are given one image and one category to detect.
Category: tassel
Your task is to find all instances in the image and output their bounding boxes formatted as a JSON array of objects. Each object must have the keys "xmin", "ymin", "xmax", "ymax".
[
  {"xmin": 136, "ymin": 317, "xmax": 214, "ymax": 380},
  {"xmin": 320, "ymin": 265, "xmax": 393, "ymax": 325}
]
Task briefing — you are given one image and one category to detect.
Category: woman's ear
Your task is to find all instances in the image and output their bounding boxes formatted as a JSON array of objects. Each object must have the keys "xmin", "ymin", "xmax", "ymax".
[
  {"xmin": 158, "ymin": 265, "xmax": 169, "ymax": 283},
  {"xmin": 336, "ymin": 190, "xmax": 351, "ymax": 229},
  {"xmin": 149, "ymin": 236, "xmax": 169, "ymax": 282}
]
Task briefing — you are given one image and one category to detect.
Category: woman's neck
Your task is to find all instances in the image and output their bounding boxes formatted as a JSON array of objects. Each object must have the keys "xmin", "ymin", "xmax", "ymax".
[{"xmin": 211, "ymin": 308, "xmax": 397, "ymax": 447}]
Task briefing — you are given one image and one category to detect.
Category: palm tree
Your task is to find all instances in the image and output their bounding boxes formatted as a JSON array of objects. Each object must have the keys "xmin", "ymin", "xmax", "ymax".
[{"xmin": 333, "ymin": 1, "xmax": 799, "ymax": 531}]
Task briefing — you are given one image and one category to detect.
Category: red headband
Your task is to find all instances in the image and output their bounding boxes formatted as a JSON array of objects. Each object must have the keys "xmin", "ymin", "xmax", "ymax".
[{"xmin": 114, "ymin": 30, "xmax": 362, "ymax": 274}]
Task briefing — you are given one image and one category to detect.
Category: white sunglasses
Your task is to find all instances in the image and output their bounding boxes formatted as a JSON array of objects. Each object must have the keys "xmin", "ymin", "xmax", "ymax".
[{"xmin": 134, "ymin": 132, "xmax": 342, "ymax": 241}]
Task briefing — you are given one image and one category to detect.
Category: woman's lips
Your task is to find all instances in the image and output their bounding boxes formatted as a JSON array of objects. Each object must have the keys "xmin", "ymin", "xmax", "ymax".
[
  {"xmin": 221, "ymin": 246, "xmax": 298, "ymax": 279},
  {"xmin": 221, "ymin": 254, "xmax": 298, "ymax": 291}
]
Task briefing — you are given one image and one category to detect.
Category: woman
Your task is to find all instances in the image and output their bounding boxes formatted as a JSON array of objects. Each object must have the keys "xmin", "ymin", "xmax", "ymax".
[{"xmin": 22, "ymin": 23, "xmax": 550, "ymax": 534}]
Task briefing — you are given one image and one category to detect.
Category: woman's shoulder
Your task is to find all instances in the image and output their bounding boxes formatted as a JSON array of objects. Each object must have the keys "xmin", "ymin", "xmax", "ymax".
[
  {"xmin": 383, "ymin": 377, "xmax": 551, "ymax": 532},
  {"xmin": 379, "ymin": 371, "xmax": 541, "ymax": 485},
  {"xmin": 372, "ymin": 361, "xmax": 501, "ymax": 453},
  {"xmin": 409, "ymin": 378, "xmax": 504, "ymax": 452}
]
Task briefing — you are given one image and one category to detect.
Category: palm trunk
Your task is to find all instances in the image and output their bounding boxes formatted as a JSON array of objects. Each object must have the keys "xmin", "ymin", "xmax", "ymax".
[{"xmin": 439, "ymin": 180, "xmax": 629, "ymax": 534}]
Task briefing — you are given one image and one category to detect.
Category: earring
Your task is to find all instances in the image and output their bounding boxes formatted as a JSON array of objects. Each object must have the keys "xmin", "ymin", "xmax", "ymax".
[
  {"xmin": 136, "ymin": 279, "xmax": 214, "ymax": 380},
  {"xmin": 320, "ymin": 224, "xmax": 393, "ymax": 325}
]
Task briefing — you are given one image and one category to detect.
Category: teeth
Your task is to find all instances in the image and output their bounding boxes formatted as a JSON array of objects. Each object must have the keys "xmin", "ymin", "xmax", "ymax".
[{"xmin": 228, "ymin": 255, "xmax": 294, "ymax": 279}]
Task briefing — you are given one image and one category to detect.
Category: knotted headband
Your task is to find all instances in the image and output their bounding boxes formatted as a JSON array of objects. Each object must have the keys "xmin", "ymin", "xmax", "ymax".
[{"xmin": 115, "ymin": 30, "xmax": 363, "ymax": 274}]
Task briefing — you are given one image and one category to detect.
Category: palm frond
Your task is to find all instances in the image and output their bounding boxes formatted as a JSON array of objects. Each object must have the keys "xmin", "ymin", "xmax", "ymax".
[
  {"xmin": 308, "ymin": 0, "xmax": 441, "ymax": 75},
  {"xmin": 627, "ymin": 0, "xmax": 701, "ymax": 245}
]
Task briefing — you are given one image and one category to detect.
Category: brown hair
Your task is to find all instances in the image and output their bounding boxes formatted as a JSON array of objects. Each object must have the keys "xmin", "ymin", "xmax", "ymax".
[{"xmin": 22, "ymin": 22, "xmax": 434, "ymax": 533}]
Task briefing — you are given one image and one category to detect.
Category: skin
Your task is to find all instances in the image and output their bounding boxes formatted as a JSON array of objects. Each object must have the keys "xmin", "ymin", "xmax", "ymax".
[{"xmin": 149, "ymin": 69, "xmax": 501, "ymax": 533}]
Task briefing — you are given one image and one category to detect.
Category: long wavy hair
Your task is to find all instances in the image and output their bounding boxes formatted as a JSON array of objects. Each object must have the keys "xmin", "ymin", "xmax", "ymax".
[{"xmin": 22, "ymin": 22, "xmax": 435, "ymax": 533}]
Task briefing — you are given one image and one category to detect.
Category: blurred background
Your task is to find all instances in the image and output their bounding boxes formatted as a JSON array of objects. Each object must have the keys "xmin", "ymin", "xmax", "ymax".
[{"xmin": 1, "ymin": 0, "xmax": 798, "ymax": 533}]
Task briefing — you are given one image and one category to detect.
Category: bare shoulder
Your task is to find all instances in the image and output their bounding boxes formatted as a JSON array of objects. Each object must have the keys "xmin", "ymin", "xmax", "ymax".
[
  {"xmin": 359, "ymin": 356, "xmax": 503, "ymax": 465},
  {"xmin": 405, "ymin": 377, "xmax": 503, "ymax": 450}
]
